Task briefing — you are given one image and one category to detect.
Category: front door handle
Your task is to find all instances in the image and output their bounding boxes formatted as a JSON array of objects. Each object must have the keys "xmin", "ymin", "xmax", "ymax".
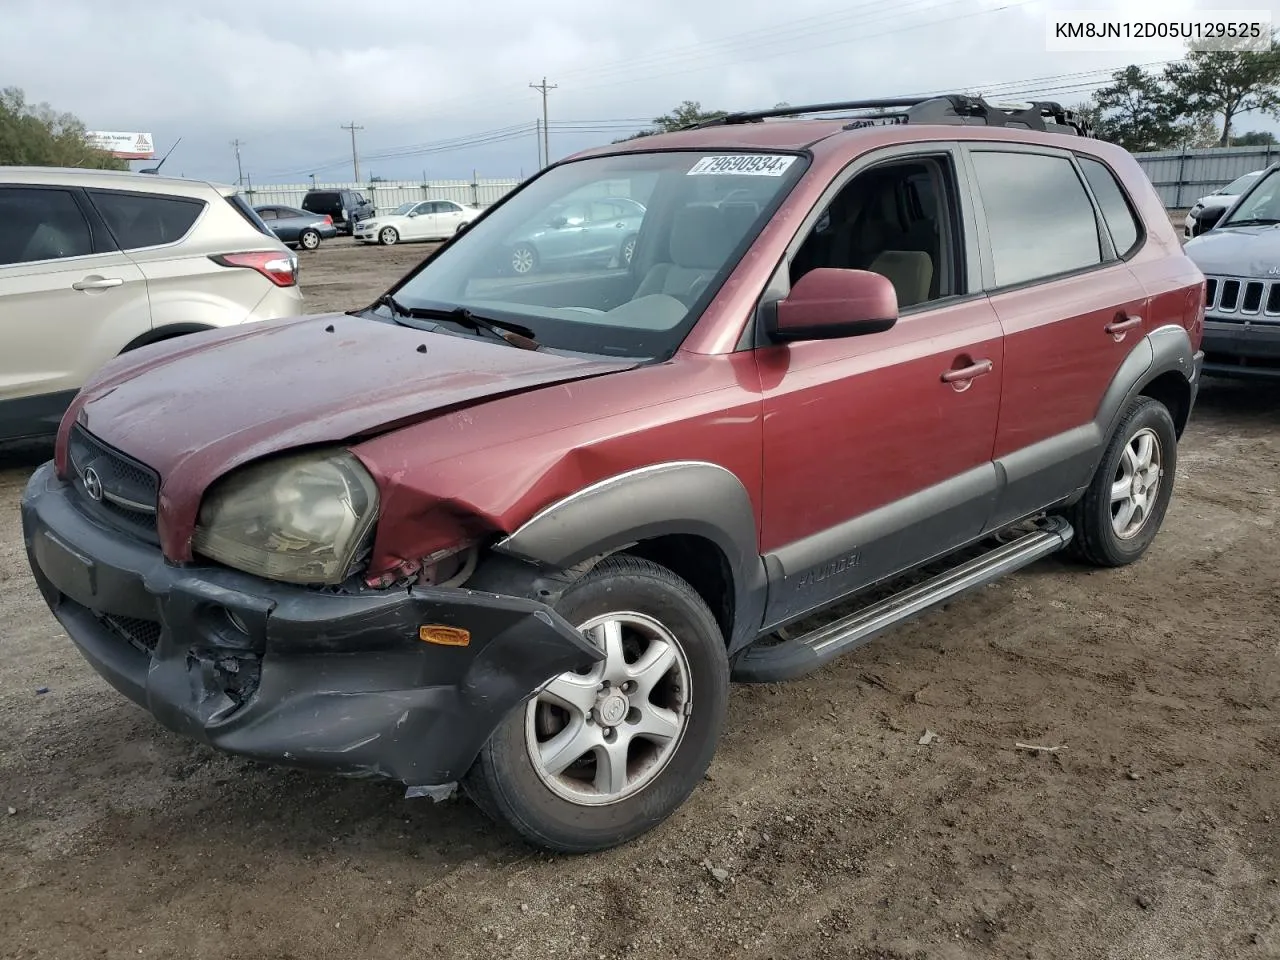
[
  {"xmin": 941, "ymin": 358, "xmax": 994, "ymax": 387},
  {"xmin": 1105, "ymin": 315, "xmax": 1142, "ymax": 339},
  {"xmin": 71, "ymin": 277, "xmax": 124, "ymax": 291}
]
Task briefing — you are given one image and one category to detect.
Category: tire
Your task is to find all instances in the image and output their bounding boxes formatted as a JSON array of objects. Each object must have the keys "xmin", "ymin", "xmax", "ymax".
[
  {"xmin": 510, "ymin": 243, "xmax": 538, "ymax": 275},
  {"xmin": 456, "ymin": 221, "xmax": 469, "ymax": 235},
  {"xmin": 463, "ymin": 555, "xmax": 729, "ymax": 853},
  {"xmin": 378, "ymin": 227, "xmax": 399, "ymax": 246},
  {"xmin": 298, "ymin": 229, "xmax": 321, "ymax": 251},
  {"xmin": 1067, "ymin": 395, "xmax": 1178, "ymax": 567},
  {"xmin": 620, "ymin": 234, "xmax": 637, "ymax": 267}
]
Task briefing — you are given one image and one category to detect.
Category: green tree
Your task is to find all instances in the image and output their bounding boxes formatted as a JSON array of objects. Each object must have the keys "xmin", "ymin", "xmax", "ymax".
[
  {"xmin": 1164, "ymin": 35, "xmax": 1280, "ymax": 146},
  {"xmin": 1090, "ymin": 65, "xmax": 1190, "ymax": 151},
  {"xmin": 616, "ymin": 100, "xmax": 729, "ymax": 141},
  {"xmin": 1231, "ymin": 129, "xmax": 1279, "ymax": 145},
  {"xmin": 0, "ymin": 87, "xmax": 127, "ymax": 169}
]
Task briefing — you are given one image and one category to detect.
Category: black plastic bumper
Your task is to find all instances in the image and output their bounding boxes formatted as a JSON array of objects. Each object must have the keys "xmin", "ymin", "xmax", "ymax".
[
  {"xmin": 20, "ymin": 462, "xmax": 599, "ymax": 790},
  {"xmin": 1202, "ymin": 320, "xmax": 1280, "ymax": 379}
]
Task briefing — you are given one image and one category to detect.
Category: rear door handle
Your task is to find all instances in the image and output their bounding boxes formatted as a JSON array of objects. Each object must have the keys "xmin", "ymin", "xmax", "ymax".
[
  {"xmin": 71, "ymin": 277, "xmax": 124, "ymax": 291},
  {"xmin": 1105, "ymin": 315, "xmax": 1142, "ymax": 339},
  {"xmin": 941, "ymin": 358, "xmax": 994, "ymax": 385}
]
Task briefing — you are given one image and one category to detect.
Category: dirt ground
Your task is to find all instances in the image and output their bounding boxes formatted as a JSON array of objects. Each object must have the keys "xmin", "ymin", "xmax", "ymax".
[{"xmin": 2, "ymin": 237, "xmax": 1278, "ymax": 960}]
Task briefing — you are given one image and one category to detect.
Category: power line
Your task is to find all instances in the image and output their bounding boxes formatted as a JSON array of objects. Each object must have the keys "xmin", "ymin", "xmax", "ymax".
[
  {"xmin": 340, "ymin": 121, "xmax": 364, "ymax": 181},
  {"xmin": 530, "ymin": 77, "xmax": 558, "ymax": 167}
]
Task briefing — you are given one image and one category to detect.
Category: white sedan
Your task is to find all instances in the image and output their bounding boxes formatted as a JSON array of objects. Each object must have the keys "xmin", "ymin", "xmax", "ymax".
[
  {"xmin": 1183, "ymin": 170, "xmax": 1264, "ymax": 238},
  {"xmin": 355, "ymin": 199, "xmax": 480, "ymax": 245}
]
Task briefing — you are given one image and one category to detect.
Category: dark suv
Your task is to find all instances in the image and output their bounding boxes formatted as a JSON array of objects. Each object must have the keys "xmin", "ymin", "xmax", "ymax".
[
  {"xmin": 300, "ymin": 188, "xmax": 374, "ymax": 234},
  {"xmin": 21, "ymin": 95, "xmax": 1205, "ymax": 854}
]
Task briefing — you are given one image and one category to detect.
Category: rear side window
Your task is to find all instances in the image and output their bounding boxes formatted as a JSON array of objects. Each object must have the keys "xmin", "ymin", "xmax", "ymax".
[
  {"xmin": 88, "ymin": 190, "xmax": 205, "ymax": 250},
  {"xmin": 0, "ymin": 187, "xmax": 95, "ymax": 265},
  {"xmin": 226, "ymin": 194, "xmax": 274, "ymax": 236},
  {"xmin": 304, "ymin": 192, "xmax": 340, "ymax": 212},
  {"xmin": 970, "ymin": 151, "xmax": 1102, "ymax": 288},
  {"xmin": 1078, "ymin": 157, "xmax": 1142, "ymax": 257}
]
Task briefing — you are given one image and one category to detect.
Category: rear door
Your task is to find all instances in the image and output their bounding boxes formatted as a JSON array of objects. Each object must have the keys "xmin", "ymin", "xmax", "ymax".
[
  {"xmin": 0, "ymin": 185, "xmax": 149, "ymax": 437},
  {"xmin": 961, "ymin": 146, "xmax": 1151, "ymax": 529}
]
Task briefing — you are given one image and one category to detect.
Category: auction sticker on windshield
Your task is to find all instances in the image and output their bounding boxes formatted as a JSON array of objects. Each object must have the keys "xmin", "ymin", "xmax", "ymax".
[{"xmin": 687, "ymin": 155, "xmax": 797, "ymax": 176}]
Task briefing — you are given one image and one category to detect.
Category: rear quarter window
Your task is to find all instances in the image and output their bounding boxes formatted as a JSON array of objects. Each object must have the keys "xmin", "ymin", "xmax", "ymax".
[
  {"xmin": 227, "ymin": 194, "xmax": 276, "ymax": 236},
  {"xmin": 1078, "ymin": 156, "xmax": 1142, "ymax": 257},
  {"xmin": 87, "ymin": 190, "xmax": 205, "ymax": 250}
]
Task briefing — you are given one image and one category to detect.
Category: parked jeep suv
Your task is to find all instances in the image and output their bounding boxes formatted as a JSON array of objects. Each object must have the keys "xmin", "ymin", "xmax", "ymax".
[
  {"xmin": 21, "ymin": 96, "xmax": 1205, "ymax": 853},
  {"xmin": 1183, "ymin": 161, "xmax": 1280, "ymax": 378},
  {"xmin": 0, "ymin": 167, "xmax": 303, "ymax": 442}
]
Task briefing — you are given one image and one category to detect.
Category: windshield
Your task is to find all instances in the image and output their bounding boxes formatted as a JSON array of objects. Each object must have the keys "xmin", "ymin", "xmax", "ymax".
[
  {"xmin": 391, "ymin": 202, "xmax": 417, "ymax": 216},
  {"xmin": 1222, "ymin": 172, "xmax": 1262, "ymax": 195},
  {"xmin": 377, "ymin": 150, "xmax": 807, "ymax": 359},
  {"xmin": 1221, "ymin": 168, "xmax": 1280, "ymax": 226}
]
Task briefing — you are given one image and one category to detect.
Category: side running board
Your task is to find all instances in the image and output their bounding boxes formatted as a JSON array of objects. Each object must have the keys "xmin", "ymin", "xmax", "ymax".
[{"xmin": 732, "ymin": 517, "xmax": 1074, "ymax": 684}]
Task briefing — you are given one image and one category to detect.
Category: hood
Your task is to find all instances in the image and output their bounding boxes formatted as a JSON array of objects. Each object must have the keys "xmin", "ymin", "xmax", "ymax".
[
  {"xmin": 64, "ymin": 312, "xmax": 635, "ymax": 558},
  {"xmin": 1183, "ymin": 225, "xmax": 1280, "ymax": 277}
]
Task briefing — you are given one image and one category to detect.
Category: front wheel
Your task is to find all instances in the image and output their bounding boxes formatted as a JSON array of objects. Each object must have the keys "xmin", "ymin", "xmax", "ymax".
[
  {"xmin": 1067, "ymin": 395, "xmax": 1178, "ymax": 567},
  {"xmin": 378, "ymin": 227, "xmax": 399, "ymax": 246},
  {"xmin": 510, "ymin": 243, "xmax": 538, "ymax": 275},
  {"xmin": 464, "ymin": 555, "xmax": 729, "ymax": 853}
]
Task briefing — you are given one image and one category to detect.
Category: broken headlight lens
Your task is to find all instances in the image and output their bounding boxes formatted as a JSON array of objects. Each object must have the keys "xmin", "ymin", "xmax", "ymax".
[{"xmin": 192, "ymin": 449, "xmax": 379, "ymax": 585}]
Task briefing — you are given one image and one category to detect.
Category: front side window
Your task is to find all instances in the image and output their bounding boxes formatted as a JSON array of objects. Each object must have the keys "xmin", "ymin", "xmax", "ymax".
[
  {"xmin": 378, "ymin": 150, "xmax": 807, "ymax": 359},
  {"xmin": 970, "ymin": 151, "xmax": 1102, "ymax": 288},
  {"xmin": 0, "ymin": 187, "xmax": 95, "ymax": 265},
  {"xmin": 1221, "ymin": 168, "xmax": 1280, "ymax": 227},
  {"xmin": 790, "ymin": 155, "xmax": 959, "ymax": 308},
  {"xmin": 88, "ymin": 190, "xmax": 205, "ymax": 250},
  {"xmin": 1222, "ymin": 172, "xmax": 1262, "ymax": 195}
]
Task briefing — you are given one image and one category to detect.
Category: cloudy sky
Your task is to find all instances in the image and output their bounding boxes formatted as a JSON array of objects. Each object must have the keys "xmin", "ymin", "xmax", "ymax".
[{"xmin": 7, "ymin": 0, "xmax": 1277, "ymax": 185}]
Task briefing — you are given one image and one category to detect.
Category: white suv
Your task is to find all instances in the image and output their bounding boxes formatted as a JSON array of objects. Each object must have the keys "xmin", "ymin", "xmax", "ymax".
[{"xmin": 0, "ymin": 167, "xmax": 305, "ymax": 442}]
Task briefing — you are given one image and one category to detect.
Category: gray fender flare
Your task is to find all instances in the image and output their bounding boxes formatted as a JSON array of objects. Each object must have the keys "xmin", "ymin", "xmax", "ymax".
[
  {"xmin": 1095, "ymin": 323, "xmax": 1197, "ymax": 439},
  {"xmin": 491, "ymin": 461, "xmax": 767, "ymax": 651}
]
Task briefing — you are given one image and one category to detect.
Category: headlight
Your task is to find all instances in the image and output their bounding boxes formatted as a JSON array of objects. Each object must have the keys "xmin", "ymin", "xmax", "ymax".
[{"xmin": 192, "ymin": 449, "xmax": 379, "ymax": 585}]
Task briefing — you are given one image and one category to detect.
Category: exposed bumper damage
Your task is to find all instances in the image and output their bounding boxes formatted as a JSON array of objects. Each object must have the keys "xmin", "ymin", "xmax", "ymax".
[{"xmin": 20, "ymin": 462, "xmax": 601, "ymax": 792}]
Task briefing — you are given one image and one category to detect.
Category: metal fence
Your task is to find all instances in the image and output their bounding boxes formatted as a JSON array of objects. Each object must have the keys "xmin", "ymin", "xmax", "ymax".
[
  {"xmin": 1132, "ymin": 145, "xmax": 1280, "ymax": 209},
  {"xmin": 241, "ymin": 177, "xmax": 522, "ymax": 213}
]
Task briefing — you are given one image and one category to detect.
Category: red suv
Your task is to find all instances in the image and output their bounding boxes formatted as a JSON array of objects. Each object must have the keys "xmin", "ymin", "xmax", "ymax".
[{"xmin": 21, "ymin": 96, "xmax": 1205, "ymax": 853}]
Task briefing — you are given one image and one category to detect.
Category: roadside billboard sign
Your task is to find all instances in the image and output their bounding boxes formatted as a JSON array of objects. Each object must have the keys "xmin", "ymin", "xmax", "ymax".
[{"xmin": 85, "ymin": 131, "xmax": 156, "ymax": 159}]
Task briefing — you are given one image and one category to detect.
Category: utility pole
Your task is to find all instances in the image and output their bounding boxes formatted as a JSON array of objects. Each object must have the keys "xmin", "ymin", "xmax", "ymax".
[
  {"xmin": 529, "ymin": 77, "xmax": 557, "ymax": 167},
  {"xmin": 340, "ymin": 121, "xmax": 364, "ymax": 182},
  {"xmin": 230, "ymin": 139, "xmax": 245, "ymax": 185},
  {"xmin": 534, "ymin": 117, "xmax": 542, "ymax": 168}
]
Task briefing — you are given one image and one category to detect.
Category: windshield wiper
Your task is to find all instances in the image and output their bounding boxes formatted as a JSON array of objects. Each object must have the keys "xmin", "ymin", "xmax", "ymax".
[
  {"xmin": 370, "ymin": 292, "xmax": 414, "ymax": 318},
  {"xmin": 396, "ymin": 304, "xmax": 542, "ymax": 350},
  {"xmin": 1225, "ymin": 217, "xmax": 1280, "ymax": 227}
]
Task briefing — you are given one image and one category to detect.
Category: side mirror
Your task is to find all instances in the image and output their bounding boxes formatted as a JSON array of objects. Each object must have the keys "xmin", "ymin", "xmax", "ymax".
[
  {"xmin": 1196, "ymin": 205, "xmax": 1226, "ymax": 233},
  {"xmin": 769, "ymin": 268, "xmax": 898, "ymax": 341}
]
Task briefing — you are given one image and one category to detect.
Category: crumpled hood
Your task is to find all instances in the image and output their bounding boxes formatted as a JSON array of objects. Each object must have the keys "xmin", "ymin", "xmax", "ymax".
[
  {"xmin": 62, "ymin": 312, "xmax": 635, "ymax": 559},
  {"xmin": 1184, "ymin": 225, "xmax": 1280, "ymax": 278}
]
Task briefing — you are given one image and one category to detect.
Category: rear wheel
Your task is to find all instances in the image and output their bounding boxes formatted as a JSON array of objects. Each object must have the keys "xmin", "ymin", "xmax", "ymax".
[
  {"xmin": 378, "ymin": 227, "xmax": 399, "ymax": 246},
  {"xmin": 298, "ymin": 229, "xmax": 321, "ymax": 250},
  {"xmin": 620, "ymin": 234, "xmax": 637, "ymax": 267},
  {"xmin": 464, "ymin": 555, "xmax": 729, "ymax": 853},
  {"xmin": 1067, "ymin": 395, "xmax": 1177, "ymax": 567}
]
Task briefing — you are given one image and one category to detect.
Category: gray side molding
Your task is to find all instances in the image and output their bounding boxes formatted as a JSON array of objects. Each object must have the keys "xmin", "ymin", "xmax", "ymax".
[{"xmin": 493, "ymin": 461, "xmax": 767, "ymax": 650}]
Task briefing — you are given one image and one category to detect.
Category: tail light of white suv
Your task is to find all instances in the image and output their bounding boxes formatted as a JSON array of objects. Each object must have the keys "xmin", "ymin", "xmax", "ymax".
[{"xmin": 209, "ymin": 252, "xmax": 299, "ymax": 287}]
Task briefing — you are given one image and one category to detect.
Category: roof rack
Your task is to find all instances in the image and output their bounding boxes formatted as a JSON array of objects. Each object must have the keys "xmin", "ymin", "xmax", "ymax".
[{"xmin": 688, "ymin": 95, "xmax": 1092, "ymax": 138}]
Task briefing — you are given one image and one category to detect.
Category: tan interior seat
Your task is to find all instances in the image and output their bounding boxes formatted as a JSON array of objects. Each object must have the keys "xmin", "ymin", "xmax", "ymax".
[
  {"xmin": 634, "ymin": 205, "xmax": 735, "ymax": 304},
  {"xmin": 867, "ymin": 249, "xmax": 933, "ymax": 308}
]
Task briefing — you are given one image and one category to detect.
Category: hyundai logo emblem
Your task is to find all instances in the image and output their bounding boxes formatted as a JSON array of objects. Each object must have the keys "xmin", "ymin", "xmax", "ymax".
[{"xmin": 83, "ymin": 467, "xmax": 104, "ymax": 502}]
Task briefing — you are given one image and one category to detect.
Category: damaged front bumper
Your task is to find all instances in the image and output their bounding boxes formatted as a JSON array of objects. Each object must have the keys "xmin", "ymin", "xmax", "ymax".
[{"xmin": 20, "ymin": 461, "xmax": 599, "ymax": 793}]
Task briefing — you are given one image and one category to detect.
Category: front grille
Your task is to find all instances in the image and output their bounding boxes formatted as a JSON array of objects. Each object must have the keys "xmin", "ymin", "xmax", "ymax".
[
  {"xmin": 67, "ymin": 426, "xmax": 160, "ymax": 543},
  {"xmin": 1204, "ymin": 274, "xmax": 1280, "ymax": 319},
  {"xmin": 101, "ymin": 614, "xmax": 161, "ymax": 654}
]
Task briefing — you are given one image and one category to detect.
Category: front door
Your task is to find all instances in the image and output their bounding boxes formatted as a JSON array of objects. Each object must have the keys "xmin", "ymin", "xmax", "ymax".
[
  {"xmin": 962, "ymin": 146, "xmax": 1153, "ymax": 528},
  {"xmin": 757, "ymin": 149, "xmax": 1004, "ymax": 627}
]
